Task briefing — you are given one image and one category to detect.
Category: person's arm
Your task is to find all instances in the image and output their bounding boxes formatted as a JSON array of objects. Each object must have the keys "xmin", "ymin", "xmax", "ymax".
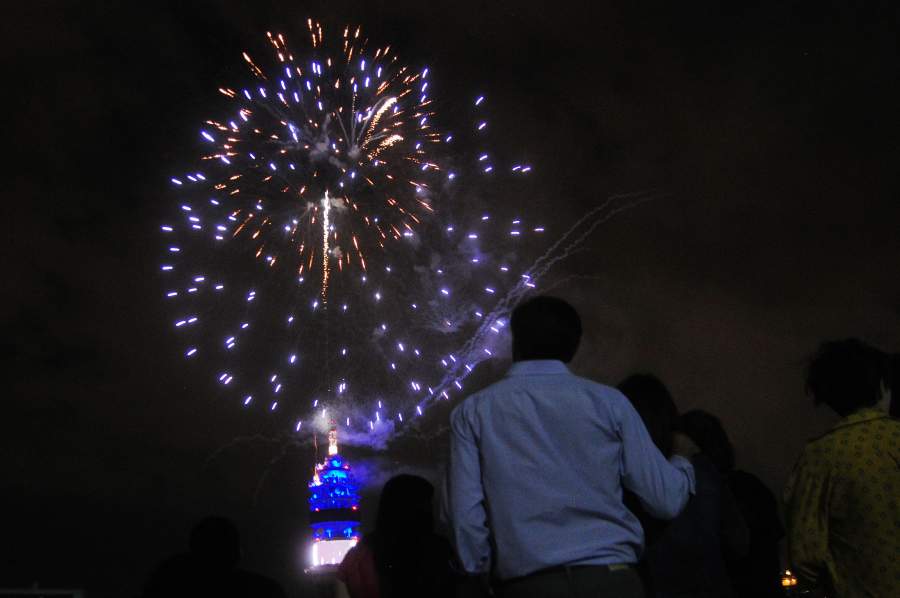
[
  {"xmin": 444, "ymin": 403, "xmax": 492, "ymax": 575},
  {"xmin": 783, "ymin": 449, "xmax": 829, "ymax": 589},
  {"xmin": 618, "ymin": 399, "xmax": 695, "ymax": 519}
]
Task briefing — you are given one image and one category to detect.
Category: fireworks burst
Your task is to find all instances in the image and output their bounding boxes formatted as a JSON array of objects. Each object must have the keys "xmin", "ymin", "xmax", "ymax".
[
  {"xmin": 187, "ymin": 23, "xmax": 471, "ymax": 301},
  {"xmin": 162, "ymin": 21, "xmax": 543, "ymax": 439}
]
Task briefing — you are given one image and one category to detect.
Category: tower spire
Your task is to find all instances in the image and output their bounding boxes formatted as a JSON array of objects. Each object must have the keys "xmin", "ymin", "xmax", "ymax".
[{"xmin": 327, "ymin": 423, "xmax": 338, "ymax": 456}]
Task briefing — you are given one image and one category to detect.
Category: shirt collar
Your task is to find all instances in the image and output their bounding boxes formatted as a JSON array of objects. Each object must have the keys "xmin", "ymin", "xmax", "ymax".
[
  {"xmin": 507, "ymin": 360, "xmax": 571, "ymax": 377},
  {"xmin": 832, "ymin": 407, "xmax": 888, "ymax": 431}
]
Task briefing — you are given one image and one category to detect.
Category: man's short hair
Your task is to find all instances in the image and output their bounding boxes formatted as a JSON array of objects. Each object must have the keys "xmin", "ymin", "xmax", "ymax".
[
  {"xmin": 806, "ymin": 338, "xmax": 887, "ymax": 417},
  {"xmin": 510, "ymin": 296, "xmax": 582, "ymax": 362}
]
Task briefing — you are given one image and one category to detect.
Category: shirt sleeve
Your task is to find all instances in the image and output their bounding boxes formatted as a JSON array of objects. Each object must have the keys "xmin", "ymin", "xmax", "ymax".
[
  {"xmin": 783, "ymin": 448, "xmax": 829, "ymax": 588},
  {"xmin": 444, "ymin": 402, "xmax": 492, "ymax": 574},
  {"xmin": 617, "ymin": 398, "xmax": 695, "ymax": 520}
]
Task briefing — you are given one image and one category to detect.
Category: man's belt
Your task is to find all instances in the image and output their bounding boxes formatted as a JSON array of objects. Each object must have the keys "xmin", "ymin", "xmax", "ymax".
[{"xmin": 503, "ymin": 562, "xmax": 633, "ymax": 585}]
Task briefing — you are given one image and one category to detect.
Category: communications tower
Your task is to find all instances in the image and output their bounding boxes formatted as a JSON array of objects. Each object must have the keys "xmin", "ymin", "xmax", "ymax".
[{"xmin": 307, "ymin": 426, "xmax": 361, "ymax": 568}]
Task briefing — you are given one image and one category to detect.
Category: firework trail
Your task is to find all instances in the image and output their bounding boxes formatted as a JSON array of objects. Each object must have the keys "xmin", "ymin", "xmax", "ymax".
[{"xmin": 401, "ymin": 190, "xmax": 665, "ymax": 428}]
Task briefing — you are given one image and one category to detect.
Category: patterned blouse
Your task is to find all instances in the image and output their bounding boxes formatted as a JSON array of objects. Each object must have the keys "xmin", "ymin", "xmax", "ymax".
[{"xmin": 784, "ymin": 408, "xmax": 900, "ymax": 598}]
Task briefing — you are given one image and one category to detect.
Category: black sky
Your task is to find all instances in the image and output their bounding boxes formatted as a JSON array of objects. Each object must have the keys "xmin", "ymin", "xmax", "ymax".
[{"xmin": 5, "ymin": 1, "xmax": 900, "ymax": 596}]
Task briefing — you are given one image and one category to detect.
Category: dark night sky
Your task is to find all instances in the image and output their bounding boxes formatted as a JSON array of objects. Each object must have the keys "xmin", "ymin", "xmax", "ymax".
[{"xmin": 5, "ymin": 1, "xmax": 899, "ymax": 596}]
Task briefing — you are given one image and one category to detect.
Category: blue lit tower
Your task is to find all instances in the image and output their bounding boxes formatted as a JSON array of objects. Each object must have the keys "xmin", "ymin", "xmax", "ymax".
[{"xmin": 308, "ymin": 426, "xmax": 361, "ymax": 567}]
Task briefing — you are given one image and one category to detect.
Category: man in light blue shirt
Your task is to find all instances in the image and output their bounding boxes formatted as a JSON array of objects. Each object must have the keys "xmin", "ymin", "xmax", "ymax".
[{"xmin": 443, "ymin": 296, "xmax": 696, "ymax": 597}]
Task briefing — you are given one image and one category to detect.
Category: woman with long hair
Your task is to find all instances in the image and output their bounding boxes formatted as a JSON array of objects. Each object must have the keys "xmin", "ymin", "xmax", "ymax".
[{"xmin": 336, "ymin": 474, "xmax": 457, "ymax": 598}]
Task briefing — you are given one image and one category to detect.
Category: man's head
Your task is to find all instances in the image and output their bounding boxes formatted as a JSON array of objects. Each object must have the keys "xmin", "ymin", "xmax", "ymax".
[
  {"xmin": 376, "ymin": 474, "xmax": 435, "ymax": 536},
  {"xmin": 510, "ymin": 296, "xmax": 582, "ymax": 363},
  {"xmin": 806, "ymin": 338, "xmax": 888, "ymax": 417},
  {"xmin": 189, "ymin": 516, "xmax": 241, "ymax": 569}
]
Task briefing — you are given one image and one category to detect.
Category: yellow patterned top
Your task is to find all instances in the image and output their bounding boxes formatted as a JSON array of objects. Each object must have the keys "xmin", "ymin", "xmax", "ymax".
[{"xmin": 784, "ymin": 408, "xmax": 900, "ymax": 598}]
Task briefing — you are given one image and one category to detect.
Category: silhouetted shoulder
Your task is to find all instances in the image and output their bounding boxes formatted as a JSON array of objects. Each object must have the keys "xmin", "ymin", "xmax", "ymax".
[
  {"xmin": 143, "ymin": 553, "xmax": 196, "ymax": 598},
  {"xmin": 805, "ymin": 411, "xmax": 897, "ymax": 450},
  {"xmin": 233, "ymin": 569, "xmax": 287, "ymax": 598}
]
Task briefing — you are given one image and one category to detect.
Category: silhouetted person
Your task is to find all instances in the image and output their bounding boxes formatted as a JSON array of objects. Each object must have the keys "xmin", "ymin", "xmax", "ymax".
[
  {"xmin": 336, "ymin": 474, "xmax": 457, "ymax": 598},
  {"xmin": 143, "ymin": 516, "xmax": 286, "ymax": 598},
  {"xmin": 784, "ymin": 339, "xmax": 899, "ymax": 598},
  {"xmin": 444, "ymin": 296, "xmax": 696, "ymax": 598},
  {"xmin": 618, "ymin": 375, "xmax": 747, "ymax": 598},
  {"xmin": 679, "ymin": 409, "xmax": 783, "ymax": 598},
  {"xmin": 618, "ymin": 374, "xmax": 679, "ymax": 460}
]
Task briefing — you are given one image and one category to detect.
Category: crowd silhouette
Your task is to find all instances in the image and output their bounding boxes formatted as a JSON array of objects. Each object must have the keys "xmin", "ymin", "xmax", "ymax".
[
  {"xmin": 144, "ymin": 296, "xmax": 898, "ymax": 598},
  {"xmin": 617, "ymin": 375, "xmax": 750, "ymax": 597}
]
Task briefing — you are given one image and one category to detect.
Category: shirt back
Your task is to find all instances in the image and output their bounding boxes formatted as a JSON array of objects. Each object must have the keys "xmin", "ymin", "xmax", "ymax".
[
  {"xmin": 445, "ymin": 360, "xmax": 694, "ymax": 580},
  {"xmin": 785, "ymin": 409, "xmax": 900, "ymax": 598}
]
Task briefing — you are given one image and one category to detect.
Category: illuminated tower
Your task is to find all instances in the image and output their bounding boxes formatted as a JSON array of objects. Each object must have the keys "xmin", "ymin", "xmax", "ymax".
[{"xmin": 308, "ymin": 426, "xmax": 361, "ymax": 568}]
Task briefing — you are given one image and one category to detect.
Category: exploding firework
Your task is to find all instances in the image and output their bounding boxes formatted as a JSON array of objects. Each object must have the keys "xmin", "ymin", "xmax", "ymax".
[{"xmin": 162, "ymin": 21, "xmax": 543, "ymax": 438}]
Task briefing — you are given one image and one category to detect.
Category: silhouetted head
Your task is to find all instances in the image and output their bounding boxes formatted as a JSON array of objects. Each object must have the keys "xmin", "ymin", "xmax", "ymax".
[
  {"xmin": 189, "ymin": 516, "xmax": 241, "ymax": 570},
  {"xmin": 511, "ymin": 296, "xmax": 582, "ymax": 363},
  {"xmin": 806, "ymin": 338, "xmax": 888, "ymax": 417},
  {"xmin": 617, "ymin": 374, "xmax": 678, "ymax": 457},
  {"xmin": 680, "ymin": 409, "xmax": 735, "ymax": 473},
  {"xmin": 375, "ymin": 474, "xmax": 434, "ymax": 538}
]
